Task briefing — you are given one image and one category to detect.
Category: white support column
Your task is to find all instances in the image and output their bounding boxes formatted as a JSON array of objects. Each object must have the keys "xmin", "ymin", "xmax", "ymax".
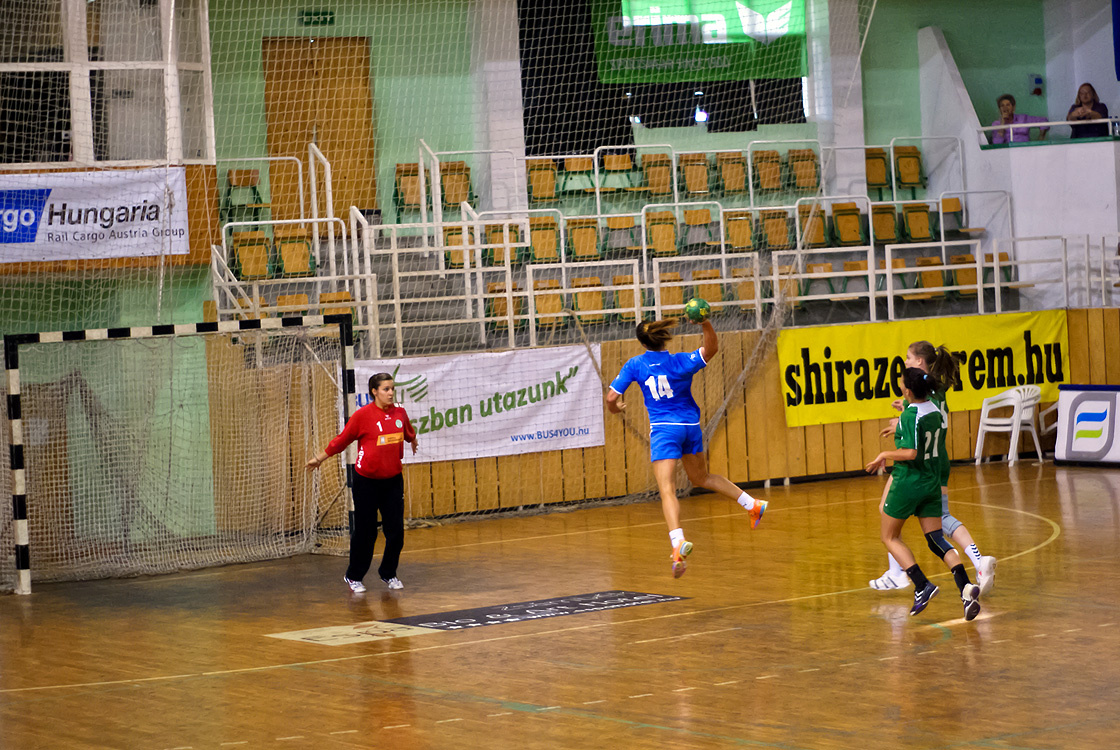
[
  {"xmin": 814, "ymin": 0, "xmax": 868, "ymax": 196},
  {"xmin": 63, "ymin": 0, "xmax": 94, "ymax": 163}
]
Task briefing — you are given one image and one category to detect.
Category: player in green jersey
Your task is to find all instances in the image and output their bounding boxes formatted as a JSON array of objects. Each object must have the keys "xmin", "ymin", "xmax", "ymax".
[{"xmin": 866, "ymin": 368, "xmax": 981, "ymax": 619}]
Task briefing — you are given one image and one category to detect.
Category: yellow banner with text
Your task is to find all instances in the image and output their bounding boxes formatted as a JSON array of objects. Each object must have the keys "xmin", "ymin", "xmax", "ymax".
[{"xmin": 776, "ymin": 311, "xmax": 1068, "ymax": 427}]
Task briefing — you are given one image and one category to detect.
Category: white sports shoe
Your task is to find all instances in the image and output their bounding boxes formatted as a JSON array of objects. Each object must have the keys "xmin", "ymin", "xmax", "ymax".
[
  {"xmin": 383, "ymin": 577, "xmax": 404, "ymax": 590},
  {"xmin": 962, "ymin": 583, "xmax": 981, "ymax": 622},
  {"xmin": 977, "ymin": 556, "xmax": 997, "ymax": 596},
  {"xmin": 869, "ymin": 571, "xmax": 911, "ymax": 591},
  {"xmin": 344, "ymin": 576, "xmax": 366, "ymax": 594}
]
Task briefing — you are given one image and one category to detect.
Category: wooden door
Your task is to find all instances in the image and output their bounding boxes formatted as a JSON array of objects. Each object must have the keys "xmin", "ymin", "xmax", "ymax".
[{"xmin": 262, "ymin": 37, "xmax": 378, "ymax": 226}]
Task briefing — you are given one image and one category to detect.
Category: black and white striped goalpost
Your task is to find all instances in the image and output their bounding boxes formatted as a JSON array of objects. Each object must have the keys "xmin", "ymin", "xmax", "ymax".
[{"xmin": 3, "ymin": 314, "xmax": 355, "ymax": 595}]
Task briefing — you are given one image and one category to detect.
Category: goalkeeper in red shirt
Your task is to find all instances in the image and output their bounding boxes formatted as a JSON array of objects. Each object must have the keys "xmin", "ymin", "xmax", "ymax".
[{"xmin": 307, "ymin": 372, "xmax": 418, "ymax": 593}]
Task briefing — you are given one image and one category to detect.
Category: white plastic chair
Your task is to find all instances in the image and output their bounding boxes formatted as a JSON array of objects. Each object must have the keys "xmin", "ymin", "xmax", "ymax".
[{"xmin": 974, "ymin": 385, "xmax": 1044, "ymax": 466}]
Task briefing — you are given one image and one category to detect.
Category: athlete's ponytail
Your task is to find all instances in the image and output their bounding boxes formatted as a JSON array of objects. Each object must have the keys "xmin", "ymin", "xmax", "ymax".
[
  {"xmin": 636, "ymin": 319, "xmax": 676, "ymax": 351},
  {"xmin": 909, "ymin": 340, "xmax": 963, "ymax": 391}
]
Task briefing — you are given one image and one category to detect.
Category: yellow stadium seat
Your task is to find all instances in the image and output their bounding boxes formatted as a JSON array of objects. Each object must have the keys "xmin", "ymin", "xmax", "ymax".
[{"xmin": 572, "ymin": 277, "xmax": 607, "ymax": 325}]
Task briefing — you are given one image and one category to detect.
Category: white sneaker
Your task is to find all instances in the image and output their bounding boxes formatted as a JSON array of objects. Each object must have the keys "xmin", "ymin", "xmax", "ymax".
[
  {"xmin": 962, "ymin": 583, "xmax": 981, "ymax": 622},
  {"xmin": 977, "ymin": 556, "xmax": 997, "ymax": 596},
  {"xmin": 344, "ymin": 576, "xmax": 366, "ymax": 594},
  {"xmin": 383, "ymin": 577, "xmax": 404, "ymax": 590},
  {"xmin": 869, "ymin": 571, "xmax": 911, "ymax": 591}
]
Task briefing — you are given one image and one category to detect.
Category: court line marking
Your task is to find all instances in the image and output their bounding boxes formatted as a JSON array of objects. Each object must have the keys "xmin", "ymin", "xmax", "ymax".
[
  {"xmin": 435, "ymin": 718, "xmax": 462, "ymax": 723},
  {"xmin": 713, "ymin": 680, "xmax": 740, "ymax": 685},
  {"xmin": 487, "ymin": 712, "xmax": 513, "ymax": 717},
  {"xmin": 383, "ymin": 724, "xmax": 410, "ymax": 729},
  {"xmin": 630, "ymin": 626, "xmax": 741, "ymax": 645},
  {"xmin": 0, "ymin": 491, "xmax": 1061, "ymax": 696},
  {"xmin": 628, "ymin": 694, "xmax": 653, "ymax": 699},
  {"xmin": 327, "ymin": 730, "xmax": 357, "ymax": 735},
  {"xmin": 673, "ymin": 687, "xmax": 697, "ymax": 692},
  {"xmin": 756, "ymin": 675, "xmax": 777, "ymax": 680},
  {"xmin": 582, "ymin": 700, "xmax": 606, "ymax": 705}
]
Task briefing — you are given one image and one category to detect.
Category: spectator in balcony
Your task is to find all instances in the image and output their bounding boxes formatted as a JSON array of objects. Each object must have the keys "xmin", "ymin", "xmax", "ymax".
[
  {"xmin": 1067, "ymin": 83, "xmax": 1110, "ymax": 139},
  {"xmin": 990, "ymin": 94, "xmax": 1049, "ymax": 144}
]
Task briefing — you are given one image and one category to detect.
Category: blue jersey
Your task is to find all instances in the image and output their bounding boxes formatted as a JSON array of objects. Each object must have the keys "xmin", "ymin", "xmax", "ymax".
[{"xmin": 609, "ymin": 349, "xmax": 707, "ymax": 425}]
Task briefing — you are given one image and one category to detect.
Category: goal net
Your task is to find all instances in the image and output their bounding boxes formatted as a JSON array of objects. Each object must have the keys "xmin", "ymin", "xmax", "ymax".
[{"xmin": 2, "ymin": 316, "xmax": 354, "ymax": 594}]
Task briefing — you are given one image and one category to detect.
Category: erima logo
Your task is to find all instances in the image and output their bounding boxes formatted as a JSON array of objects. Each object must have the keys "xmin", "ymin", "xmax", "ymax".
[
  {"xmin": 737, "ymin": 1, "xmax": 793, "ymax": 45},
  {"xmin": 0, "ymin": 189, "xmax": 52, "ymax": 243},
  {"xmin": 607, "ymin": 2, "xmax": 794, "ymax": 47}
]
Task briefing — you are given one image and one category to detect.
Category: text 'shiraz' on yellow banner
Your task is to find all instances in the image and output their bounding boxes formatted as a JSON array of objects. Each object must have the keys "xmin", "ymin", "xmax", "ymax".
[{"xmin": 776, "ymin": 311, "xmax": 1068, "ymax": 428}]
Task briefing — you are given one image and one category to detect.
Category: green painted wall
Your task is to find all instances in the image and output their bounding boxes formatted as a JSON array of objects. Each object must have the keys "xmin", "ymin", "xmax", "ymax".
[
  {"xmin": 861, "ymin": 0, "xmax": 1048, "ymax": 146},
  {"xmin": 209, "ymin": 0, "xmax": 475, "ymax": 223}
]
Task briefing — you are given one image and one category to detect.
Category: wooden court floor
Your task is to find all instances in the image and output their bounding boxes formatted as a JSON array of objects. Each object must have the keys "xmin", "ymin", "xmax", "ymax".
[{"xmin": 2, "ymin": 463, "xmax": 1119, "ymax": 750}]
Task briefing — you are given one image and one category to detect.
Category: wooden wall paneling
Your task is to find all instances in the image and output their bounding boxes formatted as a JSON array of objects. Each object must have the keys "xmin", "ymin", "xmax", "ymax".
[
  {"xmin": 429, "ymin": 461, "xmax": 456, "ymax": 516},
  {"xmin": 860, "ymin": 419, "xmax": 882, "ymax": 472},
  {"xmin": 403, "ymin": 463, "xmax": 431, "ymax": 520},
  {"xmin": 1087, "ymin": 308, "xmax": 1106, "ymax": 385},
  {"xmin": 583, "ymin": 446, "xmax": 606, "ymax": 500},
  {"xmin": 538, "ymin": 450, "xmax": 564, "ymax": 504},
  {"xmin": 185, "ymin": 164, "xmax": 218, "ymax": 265},
  {"xmin": 725, "ymin": 331, "xmax": 750, "ymax": 483},
  {"xmin": 1105, "ymin": 309, "xmax": 1120, "ymax": 385},
  {"xmin": 949, "ymin": 404, "xmax": 971, "ymax": 463},
  {"xmin": 742, "ymin": 331, "xmax": 769, "ymax": 482},
  {"xmin": 1066, "ymin": 309, "xmax": 1090, "ymax": 382},
  {"xmin": 804, "ymin": 424, "xmax": 825, "ymax": 475},
  {"xmin": 621, "ymin": 339, "xmax": 652, "ymax": 494},
  {"xmin": 842, "ymin": 419, "xmax": 863, "ymax": 471},
  {"xmin": 518, "ymin": 453, "xmax": 545, "ymax": 506},
  {"xmin": 759, "ymin": 346, "xmax": 789, "ymax": 480},
  {"xmin": 452, "ymin": 460, "xmax": 478, "ymax": 512},
  {"xmin": 601, "ymin": 340, "xmax": 628, "ymax": 498},
  {"xmin": 702, "ymin": 331, "xmax": 730, "ymax": 478},
  {"xmin": 314, "ymin": 38, "xmax": 378, "ymax": 214},
  {"xmin": 262, "ymin": 38, "xmax": 317, "ymax": 224},
  {"xmin": 561, "ymin": 448, "xmax": 585, "ymax": 503},
  {"xmin": 823, "ymin": 422, "xmax": 845, "ymax": 474},
  {"xmin": 496, "ymin": 455, "xmax": 522, "ymax": 508},
  {"xmin": 474, "ymin": 457, "xmax": 500, "ymax": 510}
]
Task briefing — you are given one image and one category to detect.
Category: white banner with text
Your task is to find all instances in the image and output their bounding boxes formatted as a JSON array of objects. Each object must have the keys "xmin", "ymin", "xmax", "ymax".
[
  {"xmin": 355, "ymin": 344, "xmax": 606, "ymax": 462},
  {"xmin": 0, "ymin": 167, "xmax": 189, "ymax": 262}
]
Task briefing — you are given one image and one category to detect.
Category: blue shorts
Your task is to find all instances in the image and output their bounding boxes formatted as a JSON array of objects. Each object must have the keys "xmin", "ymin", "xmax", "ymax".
[{"xmin": 650, "ymin": 424, "xmax": 704, "ymax": 462}]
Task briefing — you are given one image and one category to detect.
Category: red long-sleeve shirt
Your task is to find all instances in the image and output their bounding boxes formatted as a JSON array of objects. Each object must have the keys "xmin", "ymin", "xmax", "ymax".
[{"xmin": 324, "ymin": 402, "xmax": 416, "ymax": 479}]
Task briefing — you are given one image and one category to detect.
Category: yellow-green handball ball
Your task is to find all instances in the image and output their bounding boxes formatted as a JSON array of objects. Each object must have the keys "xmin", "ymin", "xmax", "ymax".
[{"xmin": 684, "ymin": 297, "xmax": 711, "ymax": 323}]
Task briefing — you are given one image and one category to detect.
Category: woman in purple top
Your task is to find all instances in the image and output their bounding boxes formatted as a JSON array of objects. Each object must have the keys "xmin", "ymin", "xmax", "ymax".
[
  {"xmin": 1067, "ymin": 83, "xmax": 1110, "ymax": 139},
  {"xmin": 990, "ymin": 94, "xmax": 1049, "ymax": 144}
]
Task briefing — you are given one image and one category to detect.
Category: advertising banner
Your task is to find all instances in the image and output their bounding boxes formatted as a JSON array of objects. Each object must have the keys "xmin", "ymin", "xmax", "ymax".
[
  {"xmin": 591, "ymin": 0, "xmax": 807, "ymax": 84},
  {"xmin": 776, "ymin": 311, "xmax": 1069, "ymax": 427},
  {"xmin": 0, "ymin": 167, "xmax": 189, "ymax": 262},
  {"xmin": 355, "ymin": 345, "xmax": 606, "ymax": 462}
]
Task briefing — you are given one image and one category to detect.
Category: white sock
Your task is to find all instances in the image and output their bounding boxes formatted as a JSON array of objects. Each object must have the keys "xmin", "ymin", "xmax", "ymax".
[
  {"xmin": 736, "ymin": 491, "xmax": 756, "ymax": 511},
  {"xmin": 887, "ymin": 553, "xmax": 905, "ymax": 576},
  {"xmin": 966, "ymin": 543, "xmax": 983, "ymax": 567},
  {"xmin": 669, "ymin": 528, "xmax": 685, "ymax": 548}
]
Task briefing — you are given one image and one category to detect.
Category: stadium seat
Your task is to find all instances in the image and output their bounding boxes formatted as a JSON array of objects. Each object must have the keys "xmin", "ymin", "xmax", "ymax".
[
  {"xmin": 788, "ymin": 149, "xmax": 820, "ymax": 192},
  {"xmin": 319, "ymin": 291, "xmax": 354, "ymax": 317},
  {"xmin": 772, "ymin": 265, "xmax": 800, "ymax": 307},
  {"xmin": 871, "ymin": 205, "xmax": 899, "ymax": 244},
  {"xmin": 713, "ymin": 210, "xmax": 755, "ymax": 251},
  {"xmin": 527, "ymin": 159, "xmax": 558, "ymax": 204},
  {"xmin": 638, "ymin": 153, "xmax": 674, "ymax": 199},
  {"xmin": 680, "ymin": 153, "xmax": 711, "ymax": 196},
  {"xmin": 716, "ymin": 151, "xmax": 748, "ymax": 195},
  {"xmin": 797, "ymin": 205, "xmax": 828, "ymax": 248},
  {"xmin": 221, "ymin": 169, "xmax": 269, "ymax": 228},
  {"xmin": 646, "ymin": 211, "xmax": 679, "ymax": 257},
  {"xmin": 567, "ymin": 218, "xmax": 601, "ymax": 262},
  {"xmin": 440, "ymin": 161, "xmax": 474, "ymax": 208},
  {"xmin": 752, "ymin": 150, "xmax": 783, "ymax": 193},
  {"xmin": 443, "ymin": 226, "xmax": 472, "ymax": 269},
  {"xmin": 949, "ymin": 254, "xmax": 979, "ymax": 297},
  {"xmin": 572, "ymin": 277, "xmax": 607, "ymax": 324},
  {"xmin": 276, "ymin": 293, "xmax": 309, "ymax": 316},
  {"xmin": 877, "ymin": 258, "xmax": 912, "ymax": 294},
  {"xmin": 840, "ymin": 259, "xmax": 870, "ymax": 294},
  {"xmin": 802, "ymin": 262, "xmax": 836, "ymax": 297},
  {"xmin": 865, "ymin": 148, "xmax": 890, "ymax": 200},
  {"xmin": 601, "ymin": 152, "xmax": 636, "ymax": 190},
  {"xmin": 532, "ymin": 278, "xmax": 565, "ymax": 329},
  {"xmin": 692, "ymin": 269, "xmax": 724, "ymax": 311},
  {"xmin": 605, "ymin": 215, "xmax": 641, "ymax": 256},
  {"xmin": 613, "ymin": 274, "xmax": 641, "ymax": 322},
  {"xmin": 529, "ymin": 217, "xmax": 560, "ymax": 263},
  {"xmin": 487, "ymin": 282, "xmax": 524, "ymax": 329},
  {"xmin": 273, "ymin": 226, "xmax": 314, "ymax": 277},
  {"xmin": 761, "ymin": 210, "xmax": 793, "ymax": 251},
  {"xmin": 831, "ymin": 202, "xmax": 866, "ymax": 246},
  {"xmin": 394, "ymin": 163, "xmax": 424, "ymax": 215},
  {"xmin": 902, "ymin": 203, "xmax": 936, "ymax": 242},
  {"xmin": 732, "ymin": 268, "xmax": 758, "ymax": 311},
  {"xmin": 236, "ymin": 295, "xmax": 264, "ymax": 320},
  {"xmin": 907, "ymin": 257, "xmax": 943, "ymax": 300},
  {"xmin": 984, "ymin": 251, "xmax": 1033, "ymax": 289},
  {"xmin": 682, "ymin": 208, "xmax": 714, "ymax": 250},
  {"xmin": 894, "ymin": 146, "xmax": 926, "ymax": 197},
  {"xmin": 941, "ymin": 197, "xmax": 985, "ymax": 237},
  {"xmin": 231, "ymin": 230, "xmax": 271, "ymax": 280},
  {"xmin": 561, "ymin": 156, "xmax": 594, "ymax": 192},
  {"xmin": 659, "ymin": 272, "xmax": 685, "ymax": 315},
  {"xmin": 485, "ymin": 224, "xmax": 521, "ymax": 267}
]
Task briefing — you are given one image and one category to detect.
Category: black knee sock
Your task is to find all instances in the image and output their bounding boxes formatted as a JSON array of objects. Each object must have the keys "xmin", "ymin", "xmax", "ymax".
[
  {"xmin": 906, "ymin": 564, "xmax": 930, "ymax": 590},
  {"xmin": 951, "ymin": 564, "xmax": 971, "ymax": 593}
]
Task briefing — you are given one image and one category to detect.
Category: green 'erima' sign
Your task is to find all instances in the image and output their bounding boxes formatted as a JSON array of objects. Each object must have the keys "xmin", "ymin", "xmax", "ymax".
[{"xmin": 591, "ymin": 0, "xmax": 807, "ymax": 83}]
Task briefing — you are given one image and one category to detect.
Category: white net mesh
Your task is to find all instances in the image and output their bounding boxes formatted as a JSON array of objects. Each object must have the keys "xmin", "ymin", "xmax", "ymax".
[{"xmin": 1, "ymin": 321, "xmax": 348, "ymax": 591}]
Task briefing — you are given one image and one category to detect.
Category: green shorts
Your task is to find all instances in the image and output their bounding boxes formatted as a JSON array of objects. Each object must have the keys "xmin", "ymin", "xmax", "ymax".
[{"xmin": 884, "ymin": 475, "xmax": 942, "ymax": 520}]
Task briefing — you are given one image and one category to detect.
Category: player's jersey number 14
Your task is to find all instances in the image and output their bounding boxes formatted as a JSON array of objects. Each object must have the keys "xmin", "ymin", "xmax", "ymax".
[{"xmin": 644, "ymin": 374, "xmax": 675, "ymax": 401}]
